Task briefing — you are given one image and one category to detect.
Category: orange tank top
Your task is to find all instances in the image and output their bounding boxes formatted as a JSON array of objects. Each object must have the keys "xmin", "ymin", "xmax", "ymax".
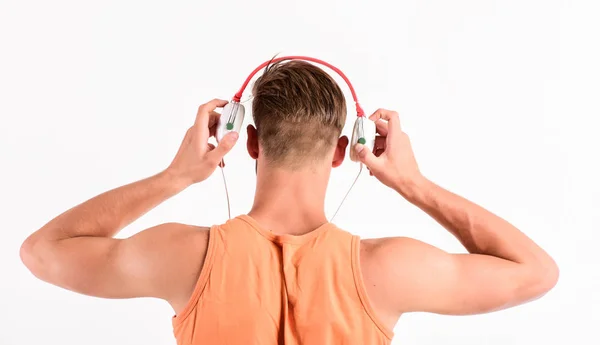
[{"xmin": 171, "ymin": 215, "xmax": 394, "ymax": 344}]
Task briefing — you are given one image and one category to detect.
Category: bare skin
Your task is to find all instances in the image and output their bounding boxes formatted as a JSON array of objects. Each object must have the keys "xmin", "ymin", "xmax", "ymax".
[{"xmin": 20, "ymin": 100, "xmax": 558, "ymax": 332}]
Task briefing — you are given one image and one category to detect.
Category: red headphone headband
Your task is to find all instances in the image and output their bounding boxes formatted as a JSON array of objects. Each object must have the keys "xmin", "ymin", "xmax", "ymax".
[{"xmin": 233, "ymin": 56, "xmax": 364, "ymax": 117}]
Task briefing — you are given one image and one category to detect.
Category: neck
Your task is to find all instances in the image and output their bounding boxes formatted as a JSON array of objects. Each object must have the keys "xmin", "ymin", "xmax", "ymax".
[{"xmin": 248, "ymin": 160, "xmax": 331, "ymax": 236}]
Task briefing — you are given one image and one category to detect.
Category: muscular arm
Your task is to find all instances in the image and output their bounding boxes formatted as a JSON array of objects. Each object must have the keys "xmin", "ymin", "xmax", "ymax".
[
  {"xmin": 355, "ymin": 109, "xmax": 558, "ymax": 321},
  {"xmin": 20, "ymin": 99, "xmax": 237, "ymax": 313},
  {"xmin": 19, "ymin": 170, "xmax": 209, "ymax": 311},
  {"xmin": 363, "ymin": 177, "xmax": 559, "ymax": 317}
]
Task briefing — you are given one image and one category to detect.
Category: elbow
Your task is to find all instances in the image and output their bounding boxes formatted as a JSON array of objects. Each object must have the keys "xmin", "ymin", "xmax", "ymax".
[
  {"xmin": 522, "ymin": 257, "xmax": 559, "ymax": 300},
  {"xmin": 539, "ymin": 258, "xmax": 560, "ymax": 293},
  {"xmin": 20, "ymin": 234, "xmax": 53, "ymax": 280}
]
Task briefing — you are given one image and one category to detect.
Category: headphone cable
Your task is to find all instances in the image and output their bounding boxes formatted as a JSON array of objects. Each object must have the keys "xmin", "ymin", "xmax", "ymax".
[
  {"xmin": 330, "ymin": 163, "xmax": 363, "ymax": 222},
  {"xmin": 220, "ymin": 164, "xmax": 232, "ymax": 220}
]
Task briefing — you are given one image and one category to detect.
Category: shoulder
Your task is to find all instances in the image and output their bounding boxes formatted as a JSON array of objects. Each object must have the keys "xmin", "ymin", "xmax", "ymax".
[
  {"xmin": 356, "ymin": 237, "xmax": 424, "ymax": 330},
  {"xmin": 359, "ymin": 237, "xmax": 451, "ymax": 318},
  {"xmin": 138, "ymin": 223, "xmax": 211, "ymax": 259},
  {"xmin": 360, "ymin": 237, "xmax": 424, "ymax": 279},
  {"xmin": 157, "ymin": 222, "xmax": 211, "ymax": 243},
  {"xmin": 360, "ymin": 236, "xmax": 451, "ymax": 280},
  {"xmin": 360, "ymin": 236, "xmax": 436, "ymax": 261},
  {"xmin": 155, "ymin": 222, "xmax": 212, "ymax": 270},
  {"xmin": 132, "ymin": 223, "xmax": 212, "ymax": 312},
  {"xmin": 155, "ymin": 222, "xmax": 210, "ymax": 234}
]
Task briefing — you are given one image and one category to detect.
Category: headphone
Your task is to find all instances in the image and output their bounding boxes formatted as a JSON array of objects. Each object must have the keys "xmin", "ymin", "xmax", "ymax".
[{"xmin": 215, "ymin": 56, "xmax": 375, "ymax": 163}]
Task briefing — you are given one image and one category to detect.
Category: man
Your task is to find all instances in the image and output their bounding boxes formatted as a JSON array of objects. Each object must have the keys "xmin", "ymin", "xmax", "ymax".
[{"xmin": 21, "ymin": 61, "xmax": 558, "ymax": 345}]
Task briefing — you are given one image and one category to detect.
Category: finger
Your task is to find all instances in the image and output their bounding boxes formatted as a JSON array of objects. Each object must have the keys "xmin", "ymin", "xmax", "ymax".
[
  {"xmin": 369, "ymin": 108, "xmax": 401, "ymax": 133},
  {"xmin": 368, "ymin": 108, "xmax": 399, "ymax": 122},
  {"xmin": 354, "ymin": 143, "xmax": 382, "ymax": 171},
  {"xmin": 195, "ymin": 99, "xmax": 229, "ymax": 139},
  {"xmin": 370, "ymin": 109, "xmax": 403, "ymax": 151},
  {"xmin": 375, "ymin": 119, "xmax": 389, "ymax": 136},
  {"xmin": 208, "ymin": 111, "xmax": 220, "ymax": 137},
  {"xmin": 195, "ymin": 99, "xmax": 228, "ymax": 124},
  {"xmin": 208, "ymin": 111, "xmax": 221, "ymax": 129},
  {"xmin": 206, "ymin": 131, "xmax": 238, "ymax": 163},
  {"xmin": 206, "ymin": 143, "xmax": 225, "ymax": 167},
  {"xmin": 209, "ymin": 125, "xmax": 217, "ymax": 138},
  {"xmin": 194, "ymin": 108, "xmax": 210, "ymax": 141}
]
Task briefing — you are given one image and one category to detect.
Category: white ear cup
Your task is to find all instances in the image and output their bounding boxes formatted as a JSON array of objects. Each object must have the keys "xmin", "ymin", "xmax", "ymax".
[
  {"xmin": 216, "ymin": 101, "xmax": 245, "ymax": 143},
  {"xmin": 349, "ymin": 117, "xmax": 375, "ymax": 162}
]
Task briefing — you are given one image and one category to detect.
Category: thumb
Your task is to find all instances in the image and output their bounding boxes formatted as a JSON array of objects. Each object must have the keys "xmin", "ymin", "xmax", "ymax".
[
  {"xmin": 209, "ymin": 132, "xmax": 239, "ymax": 162},
  {"xmin": 354, "ymin": 144, "xmax": 379, "ymax": 169}
]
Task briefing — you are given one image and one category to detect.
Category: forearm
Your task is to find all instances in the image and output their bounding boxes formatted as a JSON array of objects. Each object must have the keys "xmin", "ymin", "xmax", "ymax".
[
  {"xmin": 32, "ymin": 169, "xmax": 188, "ymax": 241},
  {"xmin": 399, "ymin": 177, "xmax": 553, "ymax": 265}
]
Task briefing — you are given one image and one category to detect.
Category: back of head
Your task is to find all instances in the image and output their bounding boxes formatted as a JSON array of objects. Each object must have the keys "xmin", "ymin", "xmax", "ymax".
[{"xmin": 252, "ymin": 60, "xmax": 347, "ymax": 169}]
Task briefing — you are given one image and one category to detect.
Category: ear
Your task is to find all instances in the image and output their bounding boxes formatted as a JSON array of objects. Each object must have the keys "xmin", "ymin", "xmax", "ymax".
[
  {"xmin": 246, "ymin": 125, "xmax": 259, "ymax": 159},
  {"xmin": 332, "ymin": 135, "xmax": 349, "ymax": 168}
]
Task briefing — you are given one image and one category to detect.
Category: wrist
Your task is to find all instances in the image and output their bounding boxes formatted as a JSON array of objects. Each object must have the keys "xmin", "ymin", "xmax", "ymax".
[
  {"xmin": 159, "ymin": 168, "xmax": 193, "ymax": 194},
  {"xmin": 393, "ymin": 173, "xmax": 431, "ymax": 202}
]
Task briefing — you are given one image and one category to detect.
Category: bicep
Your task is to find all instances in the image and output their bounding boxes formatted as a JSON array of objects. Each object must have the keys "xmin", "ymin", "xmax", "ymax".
[
  {"xmin": 41, "ymin": 223, "xmax": 208, "ymax": 303},
  {"xmin": 408, "ymin": 250, "xmax": 524, "ymax": 315},
  {"xmin": 365, "ymin": 237, "xmax": 534, "ymax": 316}
]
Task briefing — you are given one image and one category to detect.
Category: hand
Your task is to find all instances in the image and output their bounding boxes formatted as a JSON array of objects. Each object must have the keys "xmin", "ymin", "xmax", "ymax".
[
  {"xmin": 166, "ymin": 99, "xmax": 239, "ymax": 186},
  {"xmin": 354, "ymin": 109, "xmax": 423, "ymax": 194}
]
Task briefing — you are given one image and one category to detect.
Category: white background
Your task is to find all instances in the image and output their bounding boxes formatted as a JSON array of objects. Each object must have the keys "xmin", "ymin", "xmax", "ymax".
[{"xmin": 1, "ymin": 0, "xmax": 598, "ymax": 344}]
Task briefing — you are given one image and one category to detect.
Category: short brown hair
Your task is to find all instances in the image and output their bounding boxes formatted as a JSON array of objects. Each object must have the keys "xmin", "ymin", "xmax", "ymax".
[{"xmin": 252, "ymin": 60, "xmax": 347, "ymax": 168}]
